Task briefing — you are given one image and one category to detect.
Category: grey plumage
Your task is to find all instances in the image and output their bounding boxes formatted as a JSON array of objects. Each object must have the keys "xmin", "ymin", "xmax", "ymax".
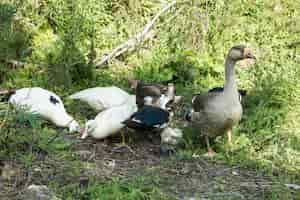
[{"xmin": 189, "ymin": 45, "xmax": 255, "ymax": 155}]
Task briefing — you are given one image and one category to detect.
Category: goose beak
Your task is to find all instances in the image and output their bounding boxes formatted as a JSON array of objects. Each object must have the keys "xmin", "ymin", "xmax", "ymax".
[
  {"xmin": 243, "ymin": 48, "xmax": 256, "ymax": 60},
  {"xmin": 247, "ymin": 54, "xmax": 256, "ymax": 60}
]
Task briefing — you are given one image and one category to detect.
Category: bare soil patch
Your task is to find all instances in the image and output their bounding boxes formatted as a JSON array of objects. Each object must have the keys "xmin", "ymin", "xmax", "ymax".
[{"xmin": 0, "ymin": 132, "xmax": 297, "ymax": 200}]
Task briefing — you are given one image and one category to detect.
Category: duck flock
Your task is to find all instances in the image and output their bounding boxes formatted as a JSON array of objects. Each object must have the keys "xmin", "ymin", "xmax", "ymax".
[{"xmin": 2, "ymin": 45, "xmax": 256, "ymax": 156}]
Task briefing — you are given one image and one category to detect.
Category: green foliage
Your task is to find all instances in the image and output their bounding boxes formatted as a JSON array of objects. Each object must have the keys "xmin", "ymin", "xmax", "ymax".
[
  {"xmin": 0, "ymin": 107, "xmax": 73, "ymax": 165},
  {"xmin": 57, "ymin": 177, "xmax": 174, "ymax": 200},
  {"xmin": 0, "ymin": 0, "xmax": 300, "ymax": 198}
]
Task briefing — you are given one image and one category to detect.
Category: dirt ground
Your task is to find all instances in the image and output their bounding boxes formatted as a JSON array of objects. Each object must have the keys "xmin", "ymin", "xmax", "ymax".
[{"xmin": 0, "ymin": 130, "xmax": 299, "ymax": 200}]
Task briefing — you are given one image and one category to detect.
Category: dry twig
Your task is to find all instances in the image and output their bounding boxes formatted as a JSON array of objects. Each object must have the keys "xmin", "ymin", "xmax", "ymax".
[
  {"xmin": 94, "ymin": 0, "xmax": 177, "ymax": 68},
  {"xmin": 1, "ymin": 59, "xmax": 26, "ymax": 68}
]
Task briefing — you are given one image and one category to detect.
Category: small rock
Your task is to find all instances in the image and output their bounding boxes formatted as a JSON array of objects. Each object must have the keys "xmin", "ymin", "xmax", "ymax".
[
  {"xmin": 22, "ymin": 184, "xmax": 59, "ymax": 200},
  {"xmin": 232, "ymin": 170, "xmax": 238, "ymax": 175},
  {"xmin": 33, "ymin": 167, "xmax": 42, "ymax": 172}
]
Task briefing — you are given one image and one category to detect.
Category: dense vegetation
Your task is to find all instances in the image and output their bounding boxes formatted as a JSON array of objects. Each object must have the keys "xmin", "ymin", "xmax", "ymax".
[{"xmin": 0, "ymin": 0, "xmax": 299, "ymax": 199}]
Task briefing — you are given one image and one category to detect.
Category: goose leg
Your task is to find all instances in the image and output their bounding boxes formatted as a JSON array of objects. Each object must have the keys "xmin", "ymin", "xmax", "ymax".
[
  {"xmin": 121, "ymin": 131, "xmax": 126, "ymax": 145},
  {"xmin": 227, "ymin": 129, "xmax": 232, "ymax": 146},
  {"xmin": 205, "ymin": 135, "xmax": 215, "ymax": 157}
]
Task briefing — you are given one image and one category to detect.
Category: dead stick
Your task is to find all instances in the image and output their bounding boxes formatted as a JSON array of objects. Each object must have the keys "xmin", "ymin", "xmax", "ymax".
[
  {"xmin": 0, "ymin": 89, "xmax": 15, "ymax": 95},
  {"xmin": 1, "ymin": 59, "xmax": 26, "ymax": 68},
  {"xmin": 94, "ymin": 0, "xmax": 177, "ymax": 68},
  {"xmin": 0, "ymin": 90, "xmax": 10, "ymax": 95}
]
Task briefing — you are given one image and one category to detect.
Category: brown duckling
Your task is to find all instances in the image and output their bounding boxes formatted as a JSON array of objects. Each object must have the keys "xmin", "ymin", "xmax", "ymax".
[{"xmin": 129, "ymin": 79, "xmax": 175, "ymax": 109}]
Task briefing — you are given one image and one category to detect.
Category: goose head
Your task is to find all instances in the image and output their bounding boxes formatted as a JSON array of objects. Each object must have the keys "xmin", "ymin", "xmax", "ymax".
[{"xmin": 228, "ymin": 45, "xmax": 256, "ymax": 61}]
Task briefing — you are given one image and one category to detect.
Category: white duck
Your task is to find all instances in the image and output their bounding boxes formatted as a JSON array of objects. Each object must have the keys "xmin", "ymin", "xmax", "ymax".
[
  {"xmin": 9, "ymin": 87, "xmax": 80, "ymax": 133},
  {"xmin": 69, "ymin": 86, "xmax": 132, "ymax": 111},
  {"xmin": 81, "ymin": 95, "xmax": 137, "ymax": 140}
]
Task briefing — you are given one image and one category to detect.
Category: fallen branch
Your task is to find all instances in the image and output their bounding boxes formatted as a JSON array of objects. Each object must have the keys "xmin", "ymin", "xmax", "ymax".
[
  {"xmin": 0, "ymin": 89, "xmax": 15, "ymax": 96},
  {"xmin": 0, "ymin": 90, "xmax": 10, "ymax": 95},
  {"xmin": 1, "ymin": 59, "xmax": 26, "ymax": 68},
  {"xmin": 94, "ymin": 0, "xmax": 177, "ymax": 68}
]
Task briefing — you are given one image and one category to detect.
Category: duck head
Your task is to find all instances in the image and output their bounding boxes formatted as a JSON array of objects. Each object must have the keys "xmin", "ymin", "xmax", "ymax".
[
  {"xmin": 128, "ymin": 79, "xmax": 139, "ymax": 90},
  {"xmin": 68, "ymin": 120, "xmax": 81, "ymax": 133},
  {"xmin": 228, "ymin": 45, "xmax": 256, "ymax": 61},
  {"xmin": 80, "ymin": 120, "xmax": 94, "ymax": 139}
]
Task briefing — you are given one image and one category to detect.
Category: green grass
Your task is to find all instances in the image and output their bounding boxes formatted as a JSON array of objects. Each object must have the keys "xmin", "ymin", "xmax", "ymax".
[
  {"xmin": 1, "ymin": 0, "xmax": 300, "ymax": 199},
  {"xmin": 75, "ymin": 178, "xmax": 173, "ymax": 200}
]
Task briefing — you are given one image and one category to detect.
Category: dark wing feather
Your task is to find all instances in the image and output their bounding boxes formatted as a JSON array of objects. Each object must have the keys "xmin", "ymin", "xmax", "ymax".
[
  {"xmin": 209, "ymin": 87, "xmax": 247, "ymax": 98},
  {"xmin": 208, "ymin": 87, "xmax": 224, "ymax": 93},
  {"xmin": 192, "ymin": 92, "xmax": 220, "ymax": 112},
  {"xmin": 123, "ymin": 105, "xmax": 169, "ymax": 130}
]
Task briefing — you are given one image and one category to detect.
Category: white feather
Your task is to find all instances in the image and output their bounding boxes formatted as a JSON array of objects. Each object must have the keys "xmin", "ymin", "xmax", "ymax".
[
  {"xmin": 160, "ymin": 127, "xmax": 183, "ymax": 145},
  {"xmin": 158, "ymin": 94, "xmax": 172, "ymax": 109},
  {"xmin": 69, "ymin": 86, "xmax": 131, "ymax": 111},
  {"xmin": 9, "ymin": 87, "xmax": 80, "ymax": 133},
  {"xmin": 81, "ymin": 96, "xmax": 137, "ymax": 139}
]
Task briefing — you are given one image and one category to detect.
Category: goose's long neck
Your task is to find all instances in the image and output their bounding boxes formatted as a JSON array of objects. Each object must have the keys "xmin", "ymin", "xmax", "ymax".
[{"xmin": 224, "ymin": 58, "xmax": 238, "ymax": 94}]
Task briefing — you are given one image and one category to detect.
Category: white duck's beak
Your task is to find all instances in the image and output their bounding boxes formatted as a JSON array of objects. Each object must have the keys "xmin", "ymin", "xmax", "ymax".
[{"xmin": 80, "ymin": 128, "xmax": 88, "ymax": 139}]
